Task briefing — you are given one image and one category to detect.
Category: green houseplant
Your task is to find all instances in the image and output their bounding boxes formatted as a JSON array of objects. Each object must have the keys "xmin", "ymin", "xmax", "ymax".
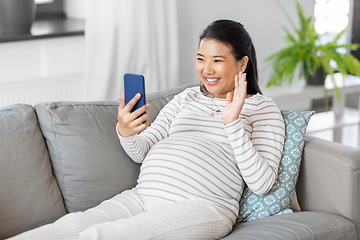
[{"xmin": 265, "ymin": 0, "xmax": 360, "ymax": 99}]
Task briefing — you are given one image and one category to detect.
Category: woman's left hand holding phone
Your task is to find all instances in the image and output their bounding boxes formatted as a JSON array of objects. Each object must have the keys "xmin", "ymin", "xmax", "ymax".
[{"xmin": 117, "ymin": 91, "xmax": 150, "ymax": 137}]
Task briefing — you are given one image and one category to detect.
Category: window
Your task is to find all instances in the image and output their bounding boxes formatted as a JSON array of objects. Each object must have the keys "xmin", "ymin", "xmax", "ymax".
[
  {"xmin": 35, "ymin": 0, "xmax": 65, "ymax": 19},
  {"xmin": 314, "ymin": 0, "xmax": 350, "ymax": 48},
  {"xmin": 314, "ymin": 0, "xmax": 350, "ymax": 35}
]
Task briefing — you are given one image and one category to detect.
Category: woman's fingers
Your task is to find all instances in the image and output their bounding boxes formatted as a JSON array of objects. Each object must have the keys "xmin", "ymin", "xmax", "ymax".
[
  {"xmin": 233, "ymin": 74, "xmax": 239, "ymax": 96},
  {"xmin": 119, "ymin": 91, "xmax": 126, "ymax": 111},
  {"xmin": 123, "ymin": 93, "xmax": 142, "ymax": 112},
  {"xmin": 234, "ymin": 72, "xmax": 246, "ymax": 98},
  {"xmin": 117, "ymin": 92, "xmax": 150, "ymax": 137},
  {"xmin": 132, "ymin": 112, "xmax": 150, "ymax": 127},
  {"xmin": 130, "ymin": 120, "xmax": 150, "ymax": 135},
  {"xmin": 226, "ymin": 92, "xmax": 233, "ymax": 105},
  {"xmin": 132, "ymin": 103, "xmax": 150, "ymax": 118},
  {"xmin": 240, "ymin": 72, "xmax": 247, "ymax": 96}
]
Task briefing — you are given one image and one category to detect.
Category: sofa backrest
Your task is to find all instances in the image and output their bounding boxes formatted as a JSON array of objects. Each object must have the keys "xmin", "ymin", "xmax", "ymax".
[
  {"xmin": 35, "ymin": 101, "xmax": 140, "ymax": 213},
  {"xmin": 0, "ymin": 104, "xmax": 66, "ymax": 239},
  {"xmin": 34, "ymin": 84, "xmax": 195, "ymax": 213}
]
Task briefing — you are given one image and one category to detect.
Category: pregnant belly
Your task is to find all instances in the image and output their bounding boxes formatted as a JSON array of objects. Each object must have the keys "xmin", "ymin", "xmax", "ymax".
[{"xmin": 136, "ymin": 135, "xmax": 242, "ymax": 203}]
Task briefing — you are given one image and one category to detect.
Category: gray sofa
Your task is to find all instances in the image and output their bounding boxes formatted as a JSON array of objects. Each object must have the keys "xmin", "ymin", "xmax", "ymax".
[{"xmin": 1, "ymin": 84, "xmax": 359, "ymax": 240}]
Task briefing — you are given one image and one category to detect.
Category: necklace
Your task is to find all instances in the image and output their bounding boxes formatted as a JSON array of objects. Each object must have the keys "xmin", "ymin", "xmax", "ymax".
[{"xmin": 209, "ymin": 95, "xmax": 221, "ymax": 117}]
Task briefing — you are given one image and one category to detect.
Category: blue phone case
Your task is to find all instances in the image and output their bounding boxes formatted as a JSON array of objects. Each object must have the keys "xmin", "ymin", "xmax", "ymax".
[{"xmin": 124, "ymin": 73, "xmax": 146, "ymax": 112}]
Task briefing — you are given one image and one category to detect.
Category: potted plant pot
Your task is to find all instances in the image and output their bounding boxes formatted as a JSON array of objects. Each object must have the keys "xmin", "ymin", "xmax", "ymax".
[
  {"xmin": 0, "ymin": 0, "xmax": 36, "ymax": 35},
  {"xmin": 307, "ymin": 68, "xmax": 326, "ymax": 85},
  {"xmin": 303, "ymin": 64, "xmax": 326, "ymax": 85}
]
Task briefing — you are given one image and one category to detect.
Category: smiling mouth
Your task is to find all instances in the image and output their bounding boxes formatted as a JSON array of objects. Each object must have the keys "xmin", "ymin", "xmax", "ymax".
[{"xmin": 205, "ymin": 77, "xmax": 221, "ymax": 85}]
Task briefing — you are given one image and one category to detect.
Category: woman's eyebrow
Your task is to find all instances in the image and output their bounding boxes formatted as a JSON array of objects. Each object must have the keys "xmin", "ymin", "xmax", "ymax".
[
  {"xmin": 196, "ymin": 53, "xmax": 226, "ymax": 58},
  {"xmin": 213, "ymin": 55, "xmax": 226, "ymax": 58}
]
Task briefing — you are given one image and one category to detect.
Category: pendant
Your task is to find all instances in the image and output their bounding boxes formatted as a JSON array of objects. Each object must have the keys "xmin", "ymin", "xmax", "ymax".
[
  {"xmin": 209, "ymin": 113, "xmax": 214, "ymax": 117},
  {"xmin": 216, "ymin": 110, "xmax": 221, "ymax": 113}
]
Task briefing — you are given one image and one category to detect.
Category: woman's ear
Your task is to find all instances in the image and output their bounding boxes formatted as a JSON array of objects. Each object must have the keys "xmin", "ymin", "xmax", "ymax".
[{"xmin": 240, "ymin": 56, "xmax": 249, "ymax": 72}]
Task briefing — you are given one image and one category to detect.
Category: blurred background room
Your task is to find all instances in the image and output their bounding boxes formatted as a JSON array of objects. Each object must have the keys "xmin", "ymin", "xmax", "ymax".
[{"xmin": 0, "ymin": 0, "xmax": 359, "ymax": 147}]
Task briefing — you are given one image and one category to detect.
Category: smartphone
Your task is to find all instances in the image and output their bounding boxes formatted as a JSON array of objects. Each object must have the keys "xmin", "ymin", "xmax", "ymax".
[{"xmin": 124, "ymin": 73, "xmax": 146, "ymax": 112}]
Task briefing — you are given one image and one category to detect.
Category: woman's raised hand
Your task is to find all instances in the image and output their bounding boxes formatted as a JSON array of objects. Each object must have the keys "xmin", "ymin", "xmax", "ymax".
[
  {"xmin": 222, "ymin": 72, "xmax": 247, "ymax": 125},
  {"xmin": 117, "ymin": 91, "xmax": 150, "ymax": 137}
]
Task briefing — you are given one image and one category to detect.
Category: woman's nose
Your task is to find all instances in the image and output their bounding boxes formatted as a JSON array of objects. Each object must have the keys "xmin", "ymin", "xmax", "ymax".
[{"xmin": 203, "ymin": 64, "xmax": 214, "ymax": 74}]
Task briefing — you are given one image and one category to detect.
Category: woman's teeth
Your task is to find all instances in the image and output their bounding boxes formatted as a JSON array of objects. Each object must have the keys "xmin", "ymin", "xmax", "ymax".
[{"xmin": 206, "ymin": 78, "xmax": 220, "ymax": 82}]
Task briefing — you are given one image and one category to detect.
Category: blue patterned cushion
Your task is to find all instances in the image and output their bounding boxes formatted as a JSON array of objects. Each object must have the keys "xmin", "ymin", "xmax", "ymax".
[{"xmin": 237, "ymin": 110, "xmax": 314, "ymax": 222}]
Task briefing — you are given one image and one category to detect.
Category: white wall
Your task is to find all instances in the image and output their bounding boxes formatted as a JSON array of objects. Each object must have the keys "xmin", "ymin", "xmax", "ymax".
[
  {"xmin": 64, "ymin": 0, "xmax": 88, "ymax": 20},
  {"xmin": 0, "ymin": 37, "xmax": 84, "ymax": 107},
  {"xmin": 176, "ymin": 0, "xmax": 316, "ymax": 87}
]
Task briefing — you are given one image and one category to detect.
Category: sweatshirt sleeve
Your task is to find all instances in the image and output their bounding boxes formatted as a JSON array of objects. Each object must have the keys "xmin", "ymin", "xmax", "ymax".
[
  {"xmin": 117, "ymin": 91, "xmax": 184, "ymax": 163},
  {"xmin": 224, "ymin": 97, "xmax": 285, "ymax": 195}
]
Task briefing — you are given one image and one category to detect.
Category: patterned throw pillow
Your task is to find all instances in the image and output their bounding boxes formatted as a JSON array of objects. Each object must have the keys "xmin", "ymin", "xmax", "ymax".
[{"xmin": 237, "ymin": 110, "xmax": 314, "ymax": 222}]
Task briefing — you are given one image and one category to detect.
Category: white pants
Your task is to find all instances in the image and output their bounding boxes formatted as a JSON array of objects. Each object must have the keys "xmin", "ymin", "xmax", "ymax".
[{"xmin": 10, "ymin": 189, "xmax": 235, "ymax": 240}]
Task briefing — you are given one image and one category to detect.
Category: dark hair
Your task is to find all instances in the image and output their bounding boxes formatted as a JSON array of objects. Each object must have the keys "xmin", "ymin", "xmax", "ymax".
[{"xmin": 199, "ymin": 19, "xmax": 262, "ymax": 95}]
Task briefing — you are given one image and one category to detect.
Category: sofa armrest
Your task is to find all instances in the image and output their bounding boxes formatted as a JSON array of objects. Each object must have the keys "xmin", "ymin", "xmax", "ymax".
[{"xmin": 297, "ymin": 136, "xmax": 360, "ymax": 236}]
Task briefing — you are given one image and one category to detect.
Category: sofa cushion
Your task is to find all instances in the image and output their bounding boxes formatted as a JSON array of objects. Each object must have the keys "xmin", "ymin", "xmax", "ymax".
[
  {"xmin": 223, "ymin": 211, "xmax": 356, "ymax": 240},
  {"xmin": 35, "ymin": 101, "xmax": 141, "ymax": 213},
  {"xmin": 238, "ymin": 110, "xmax": 314, "ymax": 222},
  {"xmin": 0, "ymin": 104, "xmax": 66, "ymax": 239}
]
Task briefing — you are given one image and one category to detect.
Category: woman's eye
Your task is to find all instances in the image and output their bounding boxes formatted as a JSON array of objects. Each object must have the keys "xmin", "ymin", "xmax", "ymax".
[
  {"xmin": 197, "ymin": 57, "xmax": 204, "ymax": 61},
  {"xmin": 214, "ymin": 59, "xmax": 223, "ymax": 62}
]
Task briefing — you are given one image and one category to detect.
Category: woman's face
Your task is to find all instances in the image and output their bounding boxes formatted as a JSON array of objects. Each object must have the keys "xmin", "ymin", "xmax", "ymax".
[{"xmin": 196, "ymin": 38, "xmax": 246, "ymax": 98}]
